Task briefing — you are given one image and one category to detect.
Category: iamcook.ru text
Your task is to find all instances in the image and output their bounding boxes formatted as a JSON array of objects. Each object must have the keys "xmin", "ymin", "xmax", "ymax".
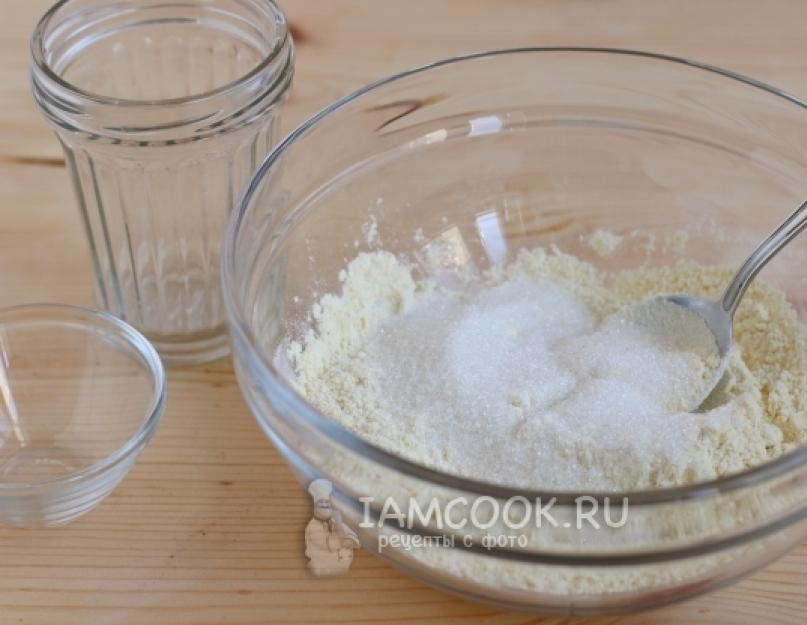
[{"xmin": 360, "ymin": 495, "xmax": 629, "ymax": 531}]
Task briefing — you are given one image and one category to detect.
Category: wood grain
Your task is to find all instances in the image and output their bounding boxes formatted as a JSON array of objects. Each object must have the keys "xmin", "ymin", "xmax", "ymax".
[{"xmin": 2, "ymin": 1, "xmax": 807, "ymax": 623}]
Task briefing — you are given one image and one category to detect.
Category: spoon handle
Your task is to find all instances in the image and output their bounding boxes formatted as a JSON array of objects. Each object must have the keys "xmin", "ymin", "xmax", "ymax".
[{"xmin": 721, "ymin": 199, "xmax": 807, "ymax": 316}]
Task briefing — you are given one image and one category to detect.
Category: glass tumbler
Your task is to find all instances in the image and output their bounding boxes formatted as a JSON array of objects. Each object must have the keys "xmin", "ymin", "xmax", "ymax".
[{"xmin": 30, "ymin": 0, "xmax": 294, "ymax": 364}]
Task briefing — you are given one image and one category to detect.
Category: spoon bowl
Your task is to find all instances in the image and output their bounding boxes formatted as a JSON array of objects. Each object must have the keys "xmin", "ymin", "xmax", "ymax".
[
  {"xmin": 645, "ymin": 294, "xmax": 732, "ymax": 410},
  {"xmin": 630, "ymin": 198, "xmax": 807, "ymax": 411}
]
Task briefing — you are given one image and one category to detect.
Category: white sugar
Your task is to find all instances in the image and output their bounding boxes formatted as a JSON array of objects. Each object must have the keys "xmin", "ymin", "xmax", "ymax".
[
  {"xmin": 446, "ymin": 279, "xmax": 592, "ymax": 415},
  {"xmin": 301, "ymin": 270, "xmax": 717, "ymax": 489}
]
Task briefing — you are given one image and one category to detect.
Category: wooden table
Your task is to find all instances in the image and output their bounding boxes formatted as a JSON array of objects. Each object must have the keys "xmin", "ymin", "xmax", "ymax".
[{"xmin": 2, "ymin": 1, "xmax": 806, "ymax": 623}]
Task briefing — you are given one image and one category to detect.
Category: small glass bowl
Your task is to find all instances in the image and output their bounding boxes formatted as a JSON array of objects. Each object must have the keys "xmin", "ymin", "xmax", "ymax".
[{"xmin": 0, "ymin": 304, "xmax": 165, "ymax": 526}]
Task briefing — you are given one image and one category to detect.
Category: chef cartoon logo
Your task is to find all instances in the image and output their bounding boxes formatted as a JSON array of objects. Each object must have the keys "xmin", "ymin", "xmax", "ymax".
[{"xmin": 305, "ymin": 479, "xmax": 360, "ymax": 576}]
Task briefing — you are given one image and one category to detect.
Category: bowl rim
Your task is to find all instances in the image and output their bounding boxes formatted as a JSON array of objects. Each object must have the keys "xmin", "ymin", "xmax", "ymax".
[
  {"xmin": 222, "ymin": 47, "xmax": 807, "ymax": 507},
  {"xmin": 0, "ymin": 303, "xmax": 166, "ymax": 492}
]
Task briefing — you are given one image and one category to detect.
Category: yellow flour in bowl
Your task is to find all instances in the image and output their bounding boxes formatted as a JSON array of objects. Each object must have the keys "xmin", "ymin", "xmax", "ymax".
[{"xmin": 288, "ymin": 246, "xmax": 807, "ymax": 491}]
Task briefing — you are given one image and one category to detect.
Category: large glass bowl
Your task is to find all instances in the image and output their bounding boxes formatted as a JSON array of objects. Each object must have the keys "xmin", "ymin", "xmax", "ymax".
[{"xmin": 222, "ymin": 49, "xmax": 807, "ymax": 613}]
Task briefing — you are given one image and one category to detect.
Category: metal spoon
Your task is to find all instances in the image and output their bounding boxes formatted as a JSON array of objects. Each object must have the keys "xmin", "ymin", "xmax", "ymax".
[{"xmin": 635, "ymin": 199, "xmax": 807, "ymax": 411}]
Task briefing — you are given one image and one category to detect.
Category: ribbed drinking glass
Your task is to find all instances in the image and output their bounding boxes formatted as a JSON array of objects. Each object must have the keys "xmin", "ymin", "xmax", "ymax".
[{"xmin": 30, "ymin": 0, "xmax": 294, "ymax": 364}]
